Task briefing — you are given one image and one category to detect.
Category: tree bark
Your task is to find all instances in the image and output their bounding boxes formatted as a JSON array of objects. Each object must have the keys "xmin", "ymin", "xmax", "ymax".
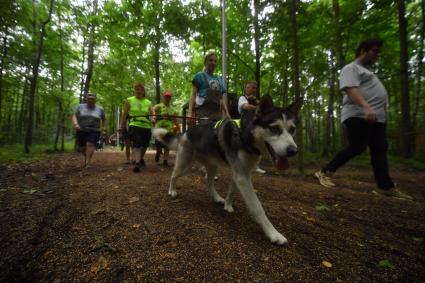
[
  {"xmin": 154, "ymin": 32, "xmax": 161, "ymax": 104},
  {"xmin": 290, "ymin": 0, "xmax": 303, "ymax": 172},
  {"xmin": 398, "ymin": 0, "xmax": 412, "ymax": 157},
  {"xmin": 55, "ymin": 13, "xmax": 65, "ymax": 151},
  {"xmin": 323, "ymin": 55, "xmax": 335, "ymax": 156},
  {"xmin": 413, "ymin": 0, "xmax": 425, "ymax": 132},
  {"xmin": 82, "ymin": 0, "xmax": 98, "ymax": 100},
  {"xmin": 25, "ymin": 0, "xmax": 54, "ymax": 153},
  {"xmin": 0, "ymin": 28, "xmax": 9, "ymax": 124},
  {"xmin": 253, "ymin": 0, "xmax": 261, "ymax": 96}
]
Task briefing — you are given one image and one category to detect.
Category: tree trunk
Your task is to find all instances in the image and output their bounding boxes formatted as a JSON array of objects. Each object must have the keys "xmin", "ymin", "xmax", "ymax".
[
  {"xmin": 0, "ymin": 27, "xmax": 9, "ymax": 124},
  {"xmin": 398, "ymin": 0, "xmax": 412, "ymax": 157},
  {"xmin": 25, "ymin": 0, "xmax": 54, "ymax": 154},
  {"xmin": 154, "ymin": 32, "xmax": 161, "ymax": 104},
  {"xmin": 83, "ymin": 0, "xmax": 98, "ymax": 99},
  {"xmin": 323, "ymin": 55, "xmax": 335, "ymax": 156},
  {"xmin": 253, "ymin": 0, "xmax": 261, "ymax": 96},
  {"xmin": 413, "ymin": 0, "xmax": 424, "ymax": 132},
  {"xmin": 55, "ymin": 14, "xmax": 65, "ymax": 151},
  {"xmin": 79, "ymin": 32, "xmax": 86, "ymax": 103},
  {"xmin": 290, "ymin": 0, "xmax": 303, "ymax": 172}
]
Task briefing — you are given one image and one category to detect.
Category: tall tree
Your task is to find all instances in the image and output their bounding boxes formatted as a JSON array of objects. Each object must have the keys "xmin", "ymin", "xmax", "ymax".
[
  {"xmin": 289, "ymin": 0, "xmax": 303, "ymax": 171},
  {"xmin": 413, "ymin": 0, "xmax": 425, "ymax": 132},
  {"xmin": 25, "ymin": 0, "xmax": 54, "ymax": 153},
  {"xmin": 398, "ymin": 0, "xmax": 412, "ymax": 157},
  {"xmin": 253, "ymin": 0, "xmax": 261, "ymax": 96},
  {"xmin": 82, "ymin": 0, "xmax": 98, "ymax": 99}
]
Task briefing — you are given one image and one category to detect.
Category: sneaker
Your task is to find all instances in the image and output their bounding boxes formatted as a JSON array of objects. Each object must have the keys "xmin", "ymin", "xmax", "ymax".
[
  {"xmin": 372, "ymin": 187, "xmax": 413, "ymax": 200},
  {"xmin": 254, "ymin": 167, "xmax": 266, "ymax": 174},
  {"xmin": 133, "ymin": 163, "xmax": 141, "ymax": 173},
  {"xmin": 314, "ymin": 170, "xmax": 336, "ymax": 188}
]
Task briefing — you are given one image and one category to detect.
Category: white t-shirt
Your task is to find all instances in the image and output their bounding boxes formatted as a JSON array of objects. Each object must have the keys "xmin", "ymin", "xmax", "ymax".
[{"xmin": 238, "ymin": 95, "xmax": 249, "ymax": 114}]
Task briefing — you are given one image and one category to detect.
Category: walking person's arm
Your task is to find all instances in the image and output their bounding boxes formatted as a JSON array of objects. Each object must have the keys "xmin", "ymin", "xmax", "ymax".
[
  {"xmin": 188, "ymin": 85, "xmax": 197, "ymax": 119},
  {"xmin": 119, "ymin": 101, "xmax": 130, "ymax": 132},
  {"xmin": 71, "ymin": 114, "xmax": 80, "ymax": 130},
  {"xmin": 345, "ymin": 87, "xmax": 377, "ymax": 122}
]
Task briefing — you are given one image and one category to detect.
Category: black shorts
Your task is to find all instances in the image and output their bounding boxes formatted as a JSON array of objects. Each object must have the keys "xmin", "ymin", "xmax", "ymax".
[
  {"xmin": 122, "ymin": 128, "xmax": 130, "ymax": 141},
  {"xmin": 77, "ymin": 131, "xmax": 100, "ymax": 148},
  {"xmin": 128, "ymin": 126, "xmax": 151, "ymax": 148}
]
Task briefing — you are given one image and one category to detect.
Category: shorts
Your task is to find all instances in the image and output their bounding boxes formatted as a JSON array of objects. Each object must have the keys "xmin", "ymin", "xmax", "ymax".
[
  {"xmin": 128, "ymin": 126, "xmax": 151, "ymax": 148},
  {"xmin": 77, "ymin": 131, "xmax": 101, "ymax": 148},
  {"xmin": 122, "ymin": 128, "xmax": 130, "ymax": 141}
]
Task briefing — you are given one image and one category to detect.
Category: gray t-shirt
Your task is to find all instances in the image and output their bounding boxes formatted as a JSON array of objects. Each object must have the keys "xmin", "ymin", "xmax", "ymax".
[
  {"xmin": 340, "ymin": 61, "xmax": 388, "ymax": 123},
  {"xmin": 75, "ymin": 104, "xmax": 105, "ymax": 132}
]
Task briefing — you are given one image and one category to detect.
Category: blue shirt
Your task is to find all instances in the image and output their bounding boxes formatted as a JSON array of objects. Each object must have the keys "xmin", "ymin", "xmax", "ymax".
[{"xmin": 192, "ymin": 71, "xmax": 226, "ymax": 106}]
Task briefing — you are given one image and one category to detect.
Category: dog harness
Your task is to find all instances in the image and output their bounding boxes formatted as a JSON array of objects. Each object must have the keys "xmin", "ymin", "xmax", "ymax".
[{"xmin": 214, "ymin": 119, "xmax": 241, "ymax": 129}]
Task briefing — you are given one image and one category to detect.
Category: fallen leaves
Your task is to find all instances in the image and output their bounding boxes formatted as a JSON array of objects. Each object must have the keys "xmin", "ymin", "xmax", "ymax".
[
  {"xmin": 159, "ymin": 252, "xmax": 176, "ymax": 260},
  {"xmin": 91, "ymin": 256, "xmax": 109, "ymax": 273},
  {"xmin": 322, "ymin": 261, "xmax": 332, "ymax": 268},
  {"xmin": 128, "ymin": 196, "xmax": 140, "ymax": 204},
  {"xmin": 378, "ymin": 259, "xmax": 395, "ymax": 269}
]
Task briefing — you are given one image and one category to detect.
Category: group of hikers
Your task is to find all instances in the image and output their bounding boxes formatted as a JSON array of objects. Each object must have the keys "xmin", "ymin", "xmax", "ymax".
[{"xmin": 72, "ymin": 39, "xmax": 413, "ymax": 200}]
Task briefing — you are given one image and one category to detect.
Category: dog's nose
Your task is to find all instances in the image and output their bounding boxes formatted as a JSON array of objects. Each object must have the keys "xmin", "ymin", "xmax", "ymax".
[{"xmin": 286, "ymin": 146, "xmax": 298, "ymax": 157}]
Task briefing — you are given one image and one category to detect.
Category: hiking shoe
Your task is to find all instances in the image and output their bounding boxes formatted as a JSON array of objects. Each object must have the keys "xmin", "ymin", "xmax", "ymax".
[
  {"xmin": 155, "ymin": 152, "xmax": 160, "ymax": 162},
  {"xmin": 133, "ymin": 163, "xmax": 141, "ymax": 173},
  {"xmin": 314, "ymin": 170, "xmax": 336, "ymax": 188},
  {"xmin": 254, "ymin": 167, "xmax": 266, "ymax": 174},
  {"xmin": 372, "ymin": 187, "xmax": 413, "ymax": 200}
]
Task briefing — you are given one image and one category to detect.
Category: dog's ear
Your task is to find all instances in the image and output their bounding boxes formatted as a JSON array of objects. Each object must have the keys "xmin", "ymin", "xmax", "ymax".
[
  {"xmin": 287, "ymin": 98, "xmax": 303, "ymax": 116},
  {"xmin": 256, "ymin": 95, "xmax": 274, "ymax": 116}
]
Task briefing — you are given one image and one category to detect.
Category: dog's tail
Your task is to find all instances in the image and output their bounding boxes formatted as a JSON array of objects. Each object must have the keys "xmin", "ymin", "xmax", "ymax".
[{"xmin": 152, "ymin": 128, "xmax": 180, "ymax": 150}]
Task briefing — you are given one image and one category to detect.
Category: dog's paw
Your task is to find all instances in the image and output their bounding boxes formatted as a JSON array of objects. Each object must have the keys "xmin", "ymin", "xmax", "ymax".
[
  {"xmin": 213, "ymin": 195, "xmax": 225, "ymax": 204},
  {"xmin": 268, "ymin": 231, "xmax": 288, "ymax": 245},
  {"xmin": 168, "ymin": 189, "xmax": 178, "ymax": 199},
  {"xmin": 224, "ymin": 203, "xmax": 234, "ymax": 213}
]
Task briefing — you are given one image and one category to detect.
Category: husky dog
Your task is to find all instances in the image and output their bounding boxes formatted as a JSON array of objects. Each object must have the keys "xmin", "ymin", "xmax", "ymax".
[{"xmin": 153, "ymin": 95, "xmax": 302, "ymax": 245}]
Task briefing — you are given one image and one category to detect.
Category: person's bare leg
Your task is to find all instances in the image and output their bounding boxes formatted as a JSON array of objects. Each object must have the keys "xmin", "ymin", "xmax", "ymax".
[
  {"xmin": 125, "ymin": 140, "xmax": 131, "ymax": 162},
  {"xmin": 85, "ymin": 142, "xmax": 95, "ymax": 167}
]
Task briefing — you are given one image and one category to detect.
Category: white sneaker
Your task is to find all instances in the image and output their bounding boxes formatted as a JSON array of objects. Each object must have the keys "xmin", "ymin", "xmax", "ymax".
[
  {"xmin": 372, "ymin": 187, "xmax": 413, "ymax": 200},
  {"xmin": 254, "ymin": 167, "xmax": 266, "ymax": 174},
  {"xmin": 314, "ymin": 170, "xmax": 336, "ymax": 188}
]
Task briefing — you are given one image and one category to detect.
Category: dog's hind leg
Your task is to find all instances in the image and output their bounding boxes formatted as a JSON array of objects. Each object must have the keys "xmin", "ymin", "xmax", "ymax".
[
  {"xmin": 234, "ymin": 172, "xmax": 288, "ymax": 245},
  {"xmin": 168, "ymin": 142, "xmax": 193, "ymax": 199},
  {"xmin": 205, "ymin": 164, "xmax": 224, "ymax": 204},
  {"xmin": 224, "ymin": 180, "xmax": 236, "ymax": 213}
]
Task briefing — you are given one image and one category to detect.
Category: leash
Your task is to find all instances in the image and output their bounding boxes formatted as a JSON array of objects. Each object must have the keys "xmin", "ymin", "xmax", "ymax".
[{"xmin": 129, "ymin": 114, "xmax": 211, "ymax": 121}]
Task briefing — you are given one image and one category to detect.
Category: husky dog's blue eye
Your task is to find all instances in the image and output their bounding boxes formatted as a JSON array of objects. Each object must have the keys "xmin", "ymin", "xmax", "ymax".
[
  {"xmin": 288, "ymin": 126, "xmax": 296, "ymax": 135},
  {"xmin": 269, "ymin": 126, "xmax": 282, "ymax": 135}
]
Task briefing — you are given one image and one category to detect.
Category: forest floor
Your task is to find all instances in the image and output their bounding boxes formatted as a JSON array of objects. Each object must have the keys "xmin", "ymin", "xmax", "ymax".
[{"xmin": 0, "ymin": 150, "xmax": 424, "ymax": 282}]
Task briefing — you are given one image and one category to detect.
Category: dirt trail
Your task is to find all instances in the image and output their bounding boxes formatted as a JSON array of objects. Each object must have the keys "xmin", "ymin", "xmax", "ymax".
[{"xmin": 0, "ymin": 151, "xmax": 424, "ymax": 282}]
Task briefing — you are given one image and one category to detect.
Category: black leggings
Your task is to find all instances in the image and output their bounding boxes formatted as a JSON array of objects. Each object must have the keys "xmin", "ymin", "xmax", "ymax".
[{"xmin": 323, "ymin": 117, "xmax": 394, "ymax": 190}]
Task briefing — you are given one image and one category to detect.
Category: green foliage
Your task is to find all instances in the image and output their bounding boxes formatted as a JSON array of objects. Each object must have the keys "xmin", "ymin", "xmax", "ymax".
[
  {"xmin": 0, "ymin": 140, "xmax": 75, "ymax": 164},
  {"xmin": 0, "ymin": 0, "xmax": 424, "ymax": 158}
]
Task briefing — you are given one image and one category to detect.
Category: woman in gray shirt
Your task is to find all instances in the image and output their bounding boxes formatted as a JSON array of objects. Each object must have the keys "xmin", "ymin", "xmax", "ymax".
[{"xmin": 71, "ymin": 93, "xmax": 106, "ymax": 168}]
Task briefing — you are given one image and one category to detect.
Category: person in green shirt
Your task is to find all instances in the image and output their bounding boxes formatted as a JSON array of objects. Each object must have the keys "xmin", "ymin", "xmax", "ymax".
[
  {"xmin": 153, "ymin": 91, "xmax": 178, "ymax": 166},
  {"xmin": 119, "ymin": 83, "xmax": 154, "ymax": 173}
]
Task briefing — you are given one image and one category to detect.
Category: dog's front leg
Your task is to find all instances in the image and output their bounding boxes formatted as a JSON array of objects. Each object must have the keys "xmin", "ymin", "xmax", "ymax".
[{"xmin": 235, "ymin": 174, "xmax": 288, "ymax": 245}]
